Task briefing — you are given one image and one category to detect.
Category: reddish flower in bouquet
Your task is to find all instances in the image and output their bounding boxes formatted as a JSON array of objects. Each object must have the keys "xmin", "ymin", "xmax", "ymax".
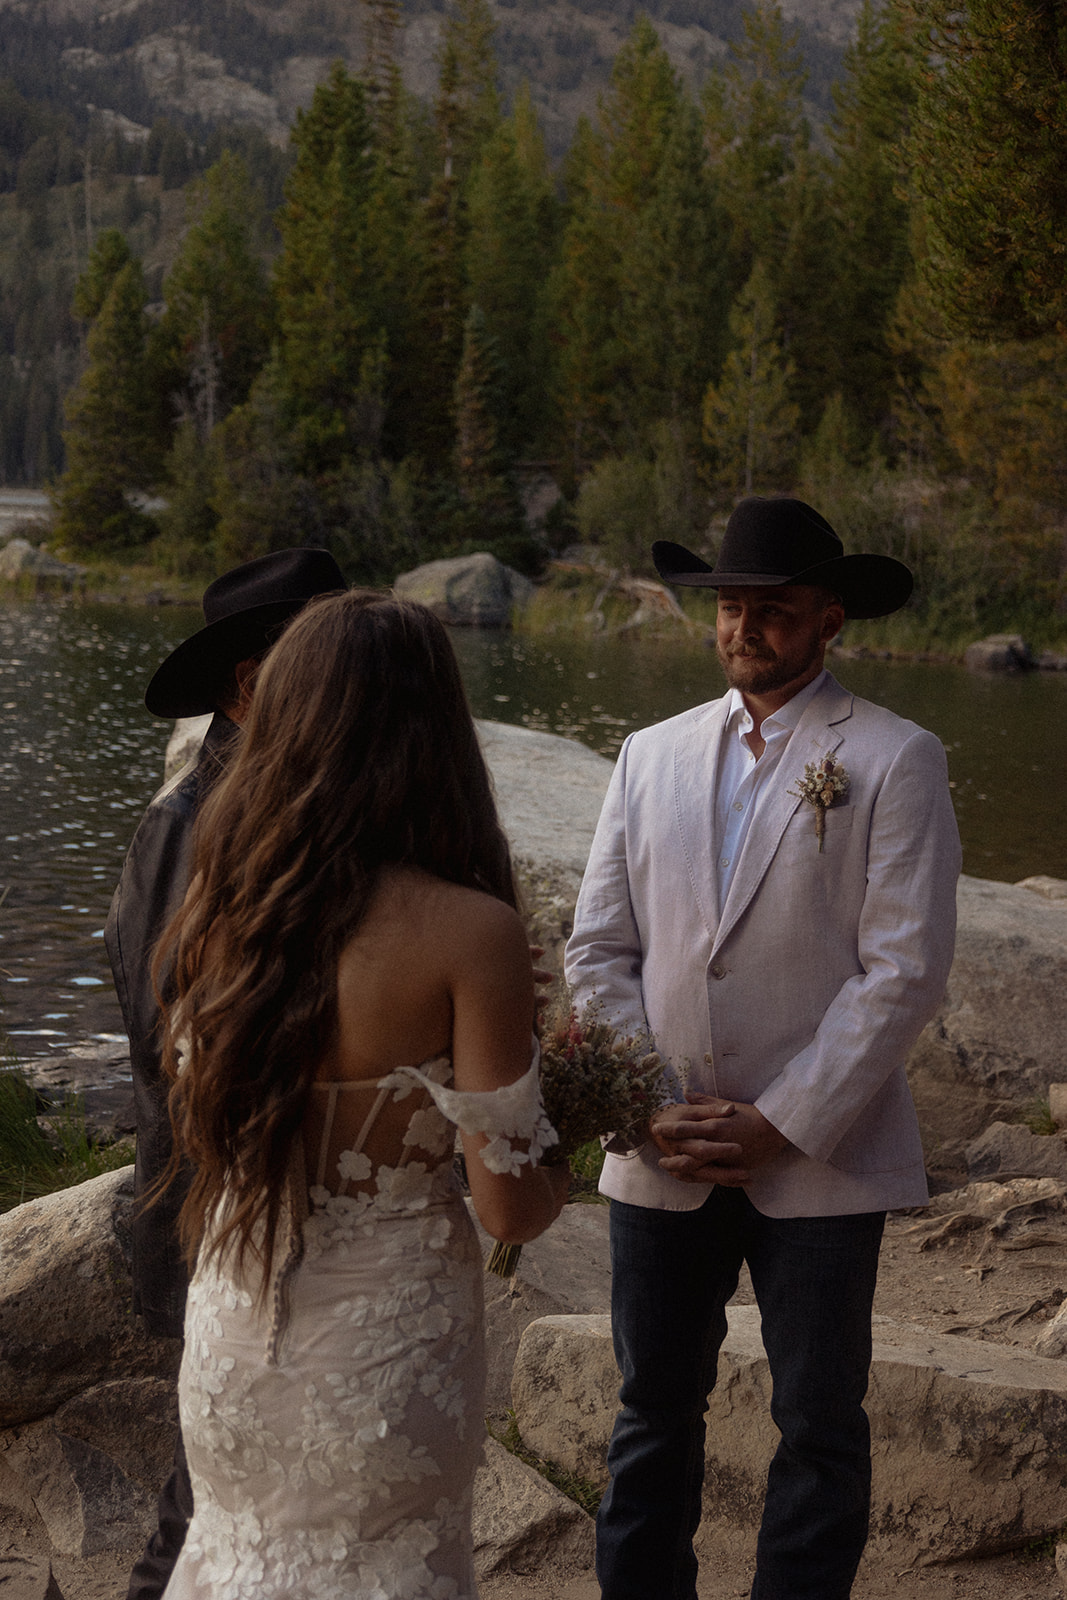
[{"xmin": 486, "ymin": 995, "xmax": 669, "ymax": 1279}]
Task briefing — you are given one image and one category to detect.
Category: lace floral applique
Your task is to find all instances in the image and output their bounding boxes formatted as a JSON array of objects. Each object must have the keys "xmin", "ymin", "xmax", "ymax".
[{"xmin": 385, "ymin": 1044, "xmax": 557, "ymax": 1177}]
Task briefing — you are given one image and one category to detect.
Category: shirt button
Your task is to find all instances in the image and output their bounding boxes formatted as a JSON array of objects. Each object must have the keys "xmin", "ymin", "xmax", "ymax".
[
  {"xmin": 719, "ymin": 857, "xmax": 730, "ymax": 868},
  {"xmin": 710, "ymin": 963, "xmax": 727, "ymax": 979},
  {"xmin": 733, "ymin": 801, "xmax": 744, "ymax": 812}
]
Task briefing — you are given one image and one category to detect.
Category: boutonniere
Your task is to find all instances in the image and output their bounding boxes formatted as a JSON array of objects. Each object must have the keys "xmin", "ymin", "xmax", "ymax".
[{"xmin": 789, "ymin": 754, "xmax": 850, "ymax": 852}]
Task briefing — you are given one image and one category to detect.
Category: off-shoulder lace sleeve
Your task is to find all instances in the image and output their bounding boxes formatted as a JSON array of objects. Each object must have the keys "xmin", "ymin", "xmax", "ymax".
[{"xmin": 383, "ymin": 1040, "xmax": 558, "ymax": 1177}]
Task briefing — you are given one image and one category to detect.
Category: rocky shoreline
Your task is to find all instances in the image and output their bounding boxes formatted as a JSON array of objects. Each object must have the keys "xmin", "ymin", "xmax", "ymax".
[{"xmin": 4, "ymin": 540, "xmax": 1067, "ymax": 670}]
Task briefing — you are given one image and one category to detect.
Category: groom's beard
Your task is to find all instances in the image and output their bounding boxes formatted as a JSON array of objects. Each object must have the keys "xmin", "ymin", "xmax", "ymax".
[{"xmin": 717, "ymin": 627, "xmax": 823, "ymax": 696}]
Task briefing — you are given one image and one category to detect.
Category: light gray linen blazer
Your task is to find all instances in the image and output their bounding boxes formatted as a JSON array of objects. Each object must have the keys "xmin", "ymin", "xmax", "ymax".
[{"xmin": 564, "ymin": 672, "xmax": 962, "ymax": 1217}]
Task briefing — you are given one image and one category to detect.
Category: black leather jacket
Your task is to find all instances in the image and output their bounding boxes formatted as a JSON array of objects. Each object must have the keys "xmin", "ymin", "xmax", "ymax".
[{"xmin": 104, "ymin": 712, "xmax": 238, "ymax": 1337}]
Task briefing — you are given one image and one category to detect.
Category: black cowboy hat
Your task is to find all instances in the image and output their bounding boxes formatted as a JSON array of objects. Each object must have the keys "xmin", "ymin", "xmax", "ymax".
[
  {"xmin": 145, "ymin": 548, "xmax": 346, "ymax": 719},
  {"xmin": 652, "ymin": 497, "xmax": 912, "ymax": 620}
]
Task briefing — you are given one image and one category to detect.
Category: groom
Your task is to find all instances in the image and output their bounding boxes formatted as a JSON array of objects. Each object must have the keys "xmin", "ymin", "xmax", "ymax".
[{"xmin": 565, "ymin": 497, "xmax": 961, "ymax": 1598}]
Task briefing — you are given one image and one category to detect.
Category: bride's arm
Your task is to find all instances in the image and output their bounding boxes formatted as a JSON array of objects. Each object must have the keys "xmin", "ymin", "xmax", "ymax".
[{"xmin": 449, "ymin": 896, "xmax": 569, "ymax": 1245}]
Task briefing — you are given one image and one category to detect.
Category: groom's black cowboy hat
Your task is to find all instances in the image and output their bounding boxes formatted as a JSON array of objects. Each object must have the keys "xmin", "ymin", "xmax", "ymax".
[
  {"xmin": 652, "ymin": 496, "xmax": 912, "ymax": 620},
  {"xmin": 145, "ymin": 547, "xmax": 345, "ymax": 719}
]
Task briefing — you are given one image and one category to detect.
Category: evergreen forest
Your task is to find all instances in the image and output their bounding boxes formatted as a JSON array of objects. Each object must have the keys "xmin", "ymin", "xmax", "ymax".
[{"xmin": 4, "ymin": 0, "xmax": 1067, "ymax": 643}]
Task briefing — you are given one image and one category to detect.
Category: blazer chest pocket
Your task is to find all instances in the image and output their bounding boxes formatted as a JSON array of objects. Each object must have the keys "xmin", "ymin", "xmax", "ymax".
[{"xmin": 780, "ymin": 801, "xmax": 855, "ymax": 859}]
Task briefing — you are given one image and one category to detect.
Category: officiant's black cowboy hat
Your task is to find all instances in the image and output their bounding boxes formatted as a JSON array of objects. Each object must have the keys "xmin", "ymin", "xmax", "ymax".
[
  {"xmin": 145, "ymin": 547, "xmax": 345, "ymax": 718},
  {"xmin": 652, "ymin": 497, "xmax": 912, "ymax": 620}
]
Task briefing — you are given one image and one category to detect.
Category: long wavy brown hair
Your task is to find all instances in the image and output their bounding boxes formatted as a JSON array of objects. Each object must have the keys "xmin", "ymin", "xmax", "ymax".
[{"xmin": 157, "ymin": 589, "xmax": 517, "ymax": 1286}]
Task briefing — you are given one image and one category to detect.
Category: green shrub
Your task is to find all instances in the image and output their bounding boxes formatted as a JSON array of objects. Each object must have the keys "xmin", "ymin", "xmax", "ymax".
[{"xmin": 0, "ymin": 1069, "xmax": 133, "ymax": 1214}]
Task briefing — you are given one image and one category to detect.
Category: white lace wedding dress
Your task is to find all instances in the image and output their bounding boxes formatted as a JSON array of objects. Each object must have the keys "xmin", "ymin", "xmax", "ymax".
[{"xmin": 162, "ymin": 1047, "xmax": 555, "ymax": 1600}]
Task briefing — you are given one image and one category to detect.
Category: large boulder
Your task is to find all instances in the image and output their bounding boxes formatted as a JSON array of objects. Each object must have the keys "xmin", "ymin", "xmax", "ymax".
[
  {"xmin": 1, "ymin": 1424, "xmax": 157, "ymax": 1556},
  {"xmin": 963, "ymin": 633, "xmax": 1035, "ymax": 672},
  {"xmin": 0, "ymin": 1168, "xmax": 179, "ymax": 1428},
  {"xmin": 472, "ymin": 1437, "xmax": 593, "ymax": 1580},
  {"xmin": 907, "ymin": 875, "xmax": 1067, "ymax": 1159},
  {"xmin": 393, "ymin": 552, "xmax": 534, "ymax": 627},
  {"xmin": 965, "ymin": 1122, "xmax": 1067, "ymax": 1183},
  {"xmin": 512, "ymin": 1306, "xmax": 1067, "ymax": 1563}
]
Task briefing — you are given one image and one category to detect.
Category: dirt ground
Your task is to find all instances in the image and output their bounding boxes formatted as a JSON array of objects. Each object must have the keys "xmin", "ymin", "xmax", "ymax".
[{"xmin": 11, "ymin": 1192, "xmax": 1067, "ymax": 1600}]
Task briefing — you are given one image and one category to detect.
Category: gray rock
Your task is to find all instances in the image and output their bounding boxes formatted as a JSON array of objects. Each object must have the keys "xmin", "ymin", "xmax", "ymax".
[
  {"xmin": 478, "ymin": 720, "xmax": 613, "ymax": 899},
  {"xmin": 1019, "ymin": 874, "xmax": 1067, "ymax": 902},
  {"xmin": 0, "ymin": 1554, "xmax": 65, "ymax": 1599},
  {"xmin": 48, "ymin": 1378, "xmax": 179, "ymax": 1493},
  {"xmin": 512, "ymin": 1315, "xmax": 617, "ymax": 1487},
  {"xmin": 1057, "ymin": 1539, "xmax": 1067, "ymax": 1594},
  {"xmin": 1036, "ymin": 1299, "xmax": 1067, "ymax": 1358},
  {"xmin": 472, "ymin": 1437, "xmax": 593, "ymax": 1580},
  {"xmin": 512, "ymin": 1305, "xmax": 1067, "ymax": 1563},
  {"xmin": 907, "ymin": 874, "xmax": 1067, "ymax": 1154},
  {"xmin": 965, "ymin": 1122, "xmax": 1067, "ymax": 1182},
  {"xmin": 18, "ymin": 1044, "xmax": 135, "ymax": 1144},
  {"xmin": 1036, "ymin": 652, "xmax": 1067, "ymax": 672},
  {"xmin": 0, "ymin": 1168, "xmax": 180, "ymax": 1428},
  {"xmin": 393, "ymin": 552, "xmax": 534, "ymax": 627},
  {"xmin": 0, "ymin": 1426, "xmax": 155, "ymax": 1557},
  {"xmin": 963, "ymin": 633, "xmax": 1034, "ymax": 672},
  {"xmin": 0, "ymin": 539, "xmax": 82, "ymax": 588},
  {"xmin": 473, "ymin": 1202, "xmax": 611, "ymax": 1417}
]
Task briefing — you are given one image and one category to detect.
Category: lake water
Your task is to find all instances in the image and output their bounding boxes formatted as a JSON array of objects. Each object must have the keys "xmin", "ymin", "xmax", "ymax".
[{"xmin": 2, "ymin": 598, "xmax": 1066, "ymax": 1058}]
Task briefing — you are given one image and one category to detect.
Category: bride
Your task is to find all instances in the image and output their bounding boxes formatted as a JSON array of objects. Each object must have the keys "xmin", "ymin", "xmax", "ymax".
[{"xmin": 156, "ymin": 588, "xmax": 570, "ymax": 1599}]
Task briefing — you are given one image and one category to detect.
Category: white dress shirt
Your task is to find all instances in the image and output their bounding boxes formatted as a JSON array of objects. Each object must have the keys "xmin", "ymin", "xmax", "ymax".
[{"xmin": 713, "ymin": 670, "xmax": 829, "ymax": 903}]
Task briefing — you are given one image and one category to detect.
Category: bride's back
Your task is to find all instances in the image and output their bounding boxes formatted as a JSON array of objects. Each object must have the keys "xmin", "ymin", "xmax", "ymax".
[{"xmin": 302, "ymin": 863, "xmax": 537, "ymax": 1205}]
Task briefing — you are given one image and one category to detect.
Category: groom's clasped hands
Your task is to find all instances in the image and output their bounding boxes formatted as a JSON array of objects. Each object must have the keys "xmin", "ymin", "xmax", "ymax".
[{"xmin": 650, "ymin": 1092, "xmax": 789, "ymax": 1185}]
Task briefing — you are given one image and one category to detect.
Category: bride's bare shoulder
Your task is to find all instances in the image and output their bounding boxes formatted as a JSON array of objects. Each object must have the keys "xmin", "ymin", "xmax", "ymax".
[{"xmin": 370, "ymin": 866, "xmax": 523, "ymax": 947}]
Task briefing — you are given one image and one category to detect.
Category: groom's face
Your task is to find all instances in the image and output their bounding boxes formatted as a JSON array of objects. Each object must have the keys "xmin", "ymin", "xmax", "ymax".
[{"xmin": 716, "ymin": 585, "xmax": 844, "ymax": 701}]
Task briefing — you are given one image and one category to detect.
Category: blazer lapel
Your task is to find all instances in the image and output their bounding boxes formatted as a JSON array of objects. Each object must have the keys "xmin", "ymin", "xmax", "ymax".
[
  {"xmin": 711, "ymin": 677, "xmax": 854, "ymax": 955},
  {"xmin": 672, "ymin": 700, "xmax": 729, "ymax": 938}
]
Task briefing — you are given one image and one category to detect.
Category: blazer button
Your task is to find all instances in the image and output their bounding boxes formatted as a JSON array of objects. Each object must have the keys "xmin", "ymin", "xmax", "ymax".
[{"xmin": 710, "ymin": 962, "xmax": 727, "ymax": 979}]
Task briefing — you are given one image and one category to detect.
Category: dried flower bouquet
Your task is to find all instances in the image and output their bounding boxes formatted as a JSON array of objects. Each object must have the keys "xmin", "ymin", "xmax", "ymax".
[{"xmin": 485, "ymin": 997, "xmax": 668, "ymax": 1279}]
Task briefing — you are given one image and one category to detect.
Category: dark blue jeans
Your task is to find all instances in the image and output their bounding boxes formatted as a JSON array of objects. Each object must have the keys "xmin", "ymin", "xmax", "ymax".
[{"xmin": 596, "ymin": 1189, "xmax": 885, "ymax": 1600}]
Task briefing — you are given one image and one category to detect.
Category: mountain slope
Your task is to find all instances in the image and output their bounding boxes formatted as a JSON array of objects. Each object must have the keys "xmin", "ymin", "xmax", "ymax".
[{"xmin": 1, "ymin": 0, "xmax": 863, "ymax": 158}]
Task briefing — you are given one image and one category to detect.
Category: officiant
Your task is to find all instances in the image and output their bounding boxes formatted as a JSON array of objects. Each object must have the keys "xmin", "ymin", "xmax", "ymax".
[{"xmin": 105, "ymin": 547, "xmax": 345, "ymax": 1600}]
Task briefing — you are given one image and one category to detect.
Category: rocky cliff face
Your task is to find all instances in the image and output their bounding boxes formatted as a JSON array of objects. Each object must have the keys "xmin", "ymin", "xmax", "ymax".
[{"xmin": 1, "ymin": 0, "xmax": 864, "ymax": 154}]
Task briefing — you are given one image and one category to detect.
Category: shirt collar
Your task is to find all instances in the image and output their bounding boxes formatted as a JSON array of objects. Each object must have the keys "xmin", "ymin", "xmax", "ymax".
[{"xmin": 725, "ymin": 668, "xmax": 828, "ymax": 741}]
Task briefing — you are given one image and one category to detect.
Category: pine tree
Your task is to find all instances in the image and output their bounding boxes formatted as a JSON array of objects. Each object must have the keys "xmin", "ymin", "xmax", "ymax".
[
  {"xmin": 156, "ymin": 152, "xmax": 273, "ymax": 426},
  {"xmin": 551, "ymin": 19, "xmax": 727, "ymax": 469},
  {"xmin": 71, "ymin": 227, "xmax": 132, "ymax": 321},
  {"xmin": 452, "ymin": 304, "xmax": 524, "ymax": 551},
  {"xmin": 905, "ymin": 0, "xmax": 1067, "ymax": 338},
  {"xmin": 435, "ymin": 0, "xmax": 502, "ymax": 190},
  {"xmin": 361, "ymin": 0, "xmax": 404, "ymax": 134},
  {"xmin": 703, "ymin": 2, "xmax": 810, "ymax": 293},
  {"xmin": 549, "ymin": 114, "xmax": 619, "ymax": 480},
  {"xmin": 53, "ymin": 254, "xmax": 163, "ymax": 552},
  {"xmin": 464, "ymin": 86, "xmax": 558, "ymax": 455},
  {"xmin": 272, "ymin": 64, "xmax": 382, "ymax": 474},
  {"xmin": 702, "ymin": 263, "xmax": 800, "ymax": 498},
  {"xmin": 824, "ymin": 0, "xmax": 918, "ymax": 438},
  {"xmin": 210, "ymin": 354, "xmax": 311, "ymax": 567}
]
